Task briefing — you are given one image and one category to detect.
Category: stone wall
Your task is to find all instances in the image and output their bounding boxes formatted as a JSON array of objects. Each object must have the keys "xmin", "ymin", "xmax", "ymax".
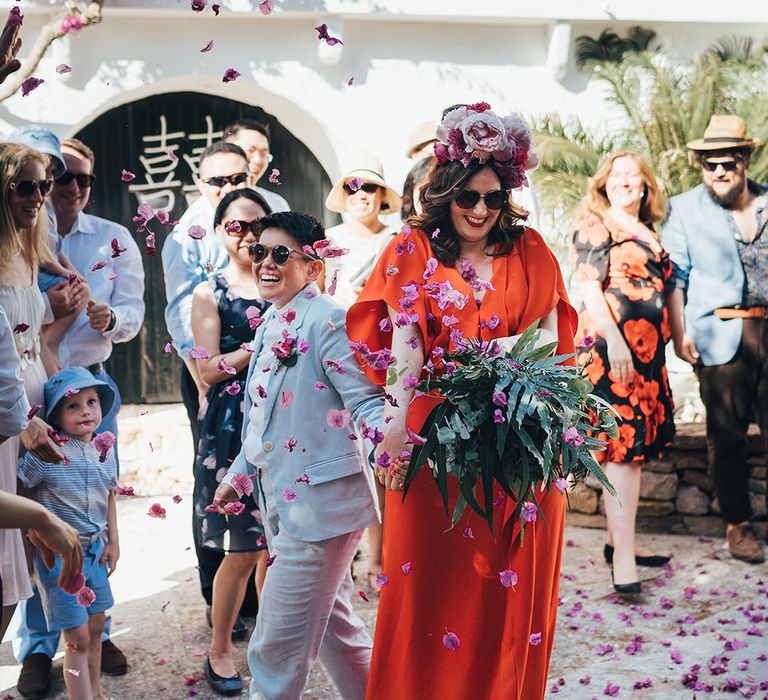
[{"xmin": 566, "ymin": 423, "xmax": 767, "ymax": 538}]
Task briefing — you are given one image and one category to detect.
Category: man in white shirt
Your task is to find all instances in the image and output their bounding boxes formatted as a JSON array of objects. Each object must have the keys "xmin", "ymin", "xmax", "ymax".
[
  {"xmin": 222, "ymin": 119, "xmax": 290, "ymax": 213},
  {"xmin": 14, "ymin": 138, "xmax": 143, "ymax": 694}
]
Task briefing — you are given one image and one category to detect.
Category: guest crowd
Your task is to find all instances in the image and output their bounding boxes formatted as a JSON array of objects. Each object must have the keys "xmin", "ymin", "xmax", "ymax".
[{"xmin": 0, "ymin": 11, "xmax": 766, "ymax": 700}]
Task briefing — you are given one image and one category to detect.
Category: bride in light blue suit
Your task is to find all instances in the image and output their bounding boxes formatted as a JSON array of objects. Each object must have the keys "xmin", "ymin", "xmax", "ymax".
[{"xmin": 215, "ymin": 211, "xmax": 384, "ymax": 700}]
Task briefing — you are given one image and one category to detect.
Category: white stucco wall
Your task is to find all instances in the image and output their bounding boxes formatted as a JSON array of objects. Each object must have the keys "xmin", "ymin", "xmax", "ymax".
[{"xmin": 1, "ymin": 3, "xmax": 766, "ymax": 189}]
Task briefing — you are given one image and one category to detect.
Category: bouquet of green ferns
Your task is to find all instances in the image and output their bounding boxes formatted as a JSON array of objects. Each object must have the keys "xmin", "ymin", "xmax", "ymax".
[{"xmin": 397, "ymin": 324, "xmax": 618, "ymax": 537}]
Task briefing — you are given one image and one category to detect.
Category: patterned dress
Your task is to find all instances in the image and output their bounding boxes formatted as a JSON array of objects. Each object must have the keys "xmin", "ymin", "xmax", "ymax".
[
  {"xmin": 193, "ymin": 275, "xmax": 268, "ymax": 553},
  {"xmin": 572, "ymin": 212, "xmax": 675, "ymax": 463}
]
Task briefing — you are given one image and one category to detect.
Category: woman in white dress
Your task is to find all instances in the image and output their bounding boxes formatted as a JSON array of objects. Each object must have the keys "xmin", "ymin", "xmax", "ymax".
[
  {"xmin": 0, "ymin": 143, "xmax": 63, "ymax": 631},
  {"xmin": 324, "ymin": 153, "xmax": 402, "ymax": 593}
]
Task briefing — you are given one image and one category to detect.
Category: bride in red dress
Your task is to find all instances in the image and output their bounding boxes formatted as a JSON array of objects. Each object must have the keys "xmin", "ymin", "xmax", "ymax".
[{"xmin": 347, "ymin": 104, "xmax": 577, "ymax": 700}]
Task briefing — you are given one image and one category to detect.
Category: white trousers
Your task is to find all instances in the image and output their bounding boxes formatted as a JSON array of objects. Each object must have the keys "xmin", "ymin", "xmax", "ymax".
[{"xmin": 249, "ymin": 468, "xmax": 372, "ymax": 700}]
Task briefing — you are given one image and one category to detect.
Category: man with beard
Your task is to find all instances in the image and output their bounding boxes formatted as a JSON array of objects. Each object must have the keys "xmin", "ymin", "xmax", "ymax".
[{"xmin": 664, "ymin": 115, "xmax": 767, "ymax": 563}]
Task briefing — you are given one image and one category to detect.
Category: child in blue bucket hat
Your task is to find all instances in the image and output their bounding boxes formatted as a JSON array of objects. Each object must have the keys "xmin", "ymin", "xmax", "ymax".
[{"xmin": 18, "ymin": 366, "xmax": 119, "ymax": 700}]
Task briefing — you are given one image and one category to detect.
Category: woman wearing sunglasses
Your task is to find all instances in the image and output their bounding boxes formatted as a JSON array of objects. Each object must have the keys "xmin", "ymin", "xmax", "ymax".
[
  {"xmin": 0, "ymin": 143, "xmax": 70, "ymax": 631},
  {"xmin": 347, "ymin": 104, "xmax": 577, "ymax": 700},
  {"xmin": 190, "ymin": 188, "xmax": 271, "ymax": 696},
  {"xmin": 572, "ymin": 151, "xmax": 675, "ymax": 596},
  {"xmin": 324, "ymin": 152, "xmax": 402, "ymax": 595}
]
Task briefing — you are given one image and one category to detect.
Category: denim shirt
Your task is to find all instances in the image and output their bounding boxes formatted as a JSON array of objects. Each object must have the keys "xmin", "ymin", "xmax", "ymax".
[{"xmin": 662, "ymin": 182, "xmax": 768, "ymax": 366}]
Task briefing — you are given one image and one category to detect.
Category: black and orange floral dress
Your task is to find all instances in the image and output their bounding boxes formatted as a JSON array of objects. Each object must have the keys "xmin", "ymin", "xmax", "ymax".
[{"xmin": 572, "ymin": 213, "xmax": 675, "ymax": 463}]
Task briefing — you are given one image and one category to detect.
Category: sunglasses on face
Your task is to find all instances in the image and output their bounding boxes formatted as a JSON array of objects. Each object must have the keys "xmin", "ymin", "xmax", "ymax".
[
  {"xmin": 248, "ymin": 243, "xmax": 317, "ymax": 266},
  {"xmin": 223, "ymin": 219, "xmax": 261, "ymax": 237},
  {"xmin": 453, "ymin": 189, "xmax": 510, "ymax": 210},
  {"xmin": 343, "ymin": 182, "xmax": 381, "ymax": 195},
  {"xmin": 201, "ymin": 172, "xmax": 249, "ymax": 188},
  {"xmin": 11, "ymin": 179, "xmax": 53, "ymax": 197},
  {"xmin": 55, "ymin": 172, "xmax": 96, "ymax": 188},
  {"xmin": 700, "ymin": 158, "xmax": 742, "ymax": 173}
]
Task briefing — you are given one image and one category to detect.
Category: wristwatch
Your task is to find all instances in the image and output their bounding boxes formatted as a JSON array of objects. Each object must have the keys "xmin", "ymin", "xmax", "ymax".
[{"xmin": 105, "ymin": 309, "xmax": 116, "ymax": 331}]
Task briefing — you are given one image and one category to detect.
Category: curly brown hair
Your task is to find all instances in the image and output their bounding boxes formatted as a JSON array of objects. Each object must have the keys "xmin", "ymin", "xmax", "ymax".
[{"xmin": 410, "ymin": 159, "xmax": 527, "ymax": 267}]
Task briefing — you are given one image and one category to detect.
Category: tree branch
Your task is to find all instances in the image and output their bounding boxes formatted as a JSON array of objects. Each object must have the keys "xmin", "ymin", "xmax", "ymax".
[{"xmin": 0, "ymin": 0, "xmax": 104, "ymax": 102}]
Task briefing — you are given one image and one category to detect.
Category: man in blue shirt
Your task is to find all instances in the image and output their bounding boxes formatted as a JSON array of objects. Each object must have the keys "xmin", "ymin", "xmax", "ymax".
[{"xmin": 663, "ymin": 115, "xmax": 767, "ymax": 564}]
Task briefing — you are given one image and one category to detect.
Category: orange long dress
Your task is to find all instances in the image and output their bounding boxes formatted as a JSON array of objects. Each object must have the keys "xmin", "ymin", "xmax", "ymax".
[{"xmin": 347, "ymin": 227, "xmax": 577, "ymax": 700}]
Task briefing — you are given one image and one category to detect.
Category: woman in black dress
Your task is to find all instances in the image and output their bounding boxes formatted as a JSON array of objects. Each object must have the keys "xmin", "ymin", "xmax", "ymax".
[
  {"xmin": 191, "ymin": 189, "xmax": 270, "ymax": 693},
  {"xmin": 572, "ymin": 151, "xmax": 675, "ymax": 595}
]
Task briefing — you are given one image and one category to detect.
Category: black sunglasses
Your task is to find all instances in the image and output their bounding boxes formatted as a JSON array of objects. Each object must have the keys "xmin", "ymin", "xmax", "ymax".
[
  {"xmin": 700, "ymin": 158, "xmax": 742, "ymax": 173},
  {"xmin": 343, "ymin": 182, "xmax": 381, "ymax": 195},
  {"xmin": 55, "ymin": 172, "xmax": 97, "ymax": 188},
  {"xmin": 223, "ymin": 219, "xmax": 261, "ymax": 237},
  {"xmin": 248, "ymin": 243, "xmax": 317, "ymax": 266},
  {"xmin": 453, "ymin": 189, "xmax": 510, "ymax": 211},
  {"xmin": 201, "ymin": 172, "xmax": 248, "ymax": 188},
  {"xmin": 11, "ymin": 179, "xmax": 53, "ymax": 197}
]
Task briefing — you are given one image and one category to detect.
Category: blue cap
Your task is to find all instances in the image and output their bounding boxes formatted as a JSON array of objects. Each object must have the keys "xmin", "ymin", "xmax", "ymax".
[
  {"xmin": 44, "ymin": 367, "xmax": 115, "ymax": 423},
  {"xmin": 7, "ymin": 125, "xmax": 66, "ymax": 180}
]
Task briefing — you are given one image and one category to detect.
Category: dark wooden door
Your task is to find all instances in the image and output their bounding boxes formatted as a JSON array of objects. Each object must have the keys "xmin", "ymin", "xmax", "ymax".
[{"xmin": 75, "ymin": 91, "xmax": 334, "ymax": 403}]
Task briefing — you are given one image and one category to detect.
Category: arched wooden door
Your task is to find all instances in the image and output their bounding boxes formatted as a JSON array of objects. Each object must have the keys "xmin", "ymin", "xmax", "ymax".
[{"xmin": 75, "ymin": 91, "xmax": 335, "ymax": 403}]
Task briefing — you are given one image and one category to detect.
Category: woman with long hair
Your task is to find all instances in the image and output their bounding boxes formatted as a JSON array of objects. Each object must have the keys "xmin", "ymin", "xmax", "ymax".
[
  {"xmin": 347, "ymin": 104, "xmax": 576, "ymax": 699},
  {"xmin": 0, "ymin": 143, "xmax": 62, "ymax": 637},
  {"xmin": 190, "ymin": 189, "xmax": 271, "ymax": 695},
  {"xmin": 572, "ymin": 150, "xmax": 675, "ymax": 594}
]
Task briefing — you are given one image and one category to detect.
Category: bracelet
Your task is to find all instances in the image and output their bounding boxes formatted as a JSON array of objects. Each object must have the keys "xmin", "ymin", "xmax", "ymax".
[{"xmin": 105, "ymin": 309, "xmax": 116, "ymax": 331}]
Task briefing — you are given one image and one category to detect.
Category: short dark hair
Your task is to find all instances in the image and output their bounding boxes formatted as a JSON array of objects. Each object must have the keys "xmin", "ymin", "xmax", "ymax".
[
  {"xmin": 214, "ymin": 188, "xmax": 273, "ymax": 226},
  {"xmin": 412, "ymin": 158, "xmax": 525, "ymax": 267},
  {"xmin": 223, "ymin": 119, "xmax": 271, "ymax": 147},
  {"xmin": 199, "ymin": 141, "xmax": 247, "ymax": 170},
  {"xmin": 254, "ymin": 212, "xmax": 325, "ymax": 250},
  {"xmin": 401, "ymin": 156, "xmax": 434, "ymax": 222}
]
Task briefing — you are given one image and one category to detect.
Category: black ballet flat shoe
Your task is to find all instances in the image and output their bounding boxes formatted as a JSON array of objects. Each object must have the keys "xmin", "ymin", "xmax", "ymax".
[
  {"xmin": 604, "ymin": 543, "xmax": 671, "ymax": 568},
  {"xmin": 205, "ymin": 657, "xmax": 243, "ymax": 697},
  {"xmin": 611, "ymin": 568, "xmax": 642, "ymax": 596}
]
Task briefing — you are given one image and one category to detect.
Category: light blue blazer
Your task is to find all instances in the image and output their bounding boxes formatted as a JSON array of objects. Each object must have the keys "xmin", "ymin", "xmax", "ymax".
[
  {"xmin": 225, "ymin": 283, "xmax": 383, "ymax": 542},
  {"xmin": 662, "ymin": 183, "xmax": 748, "ymax": 366}
]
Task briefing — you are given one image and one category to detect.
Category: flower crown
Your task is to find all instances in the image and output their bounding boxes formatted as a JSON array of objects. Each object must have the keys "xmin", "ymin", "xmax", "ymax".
[{"xmin": 433, "ymin": 102, "xmax": 539, "ymax": 190}]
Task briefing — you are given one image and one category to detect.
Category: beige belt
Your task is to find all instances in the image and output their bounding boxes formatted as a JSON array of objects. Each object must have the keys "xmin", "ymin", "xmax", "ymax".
[{"xmin": 714, "ymin": 306, "xmax": 768, "ymax": 319}]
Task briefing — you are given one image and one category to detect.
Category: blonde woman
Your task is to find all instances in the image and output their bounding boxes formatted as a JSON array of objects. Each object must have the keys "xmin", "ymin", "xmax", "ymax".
[
  {"xmin": 0, "ymin": 143, "xmax": 65, "ymax": 633},
  {"xmin": 572, "ymin": 150, "xmax": 675, "ymax": 595}
]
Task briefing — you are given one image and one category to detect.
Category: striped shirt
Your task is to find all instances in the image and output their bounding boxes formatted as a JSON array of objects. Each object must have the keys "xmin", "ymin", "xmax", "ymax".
[{"xmin": 18, "ymin": 437, "xmax": 117, "ymax": 539}]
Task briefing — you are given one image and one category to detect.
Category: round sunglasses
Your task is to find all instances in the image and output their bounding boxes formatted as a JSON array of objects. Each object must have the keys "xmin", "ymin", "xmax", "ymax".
[
  {"xmin": 453, "ymin": 189, "xmax": 510, "ymax": 211},
  {"xmin": 201, "ymin": 172, "xmax": 249, "ymax": 188},
  {"xmin": 10, "ymin": 179, "xmax": 53, "ymax": 197},
  {"xmin": 248, "ymin": 243, "xmax": 318, "ymax": 266},
  {"xmin": 343, "ymin": 182, "xmax": 381, "ymax": 195},
  {"xmin": 55, "ymin": 172, "xmax": 97, "ymax": 188},
  {"xmin": 223, "ymin": 219, "xmax": 261, "ymax": 237}
]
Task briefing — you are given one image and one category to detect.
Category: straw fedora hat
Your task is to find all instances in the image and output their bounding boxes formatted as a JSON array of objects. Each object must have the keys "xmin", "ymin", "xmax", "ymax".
[
  {"xmin": 405, "ymin": 121, "xmax": 438, "ymax": 158},
  {"xmin": 325, "ymin": 152, "xmax": 402, "ymax": 214},
  {"xmin": 687, "ymin": 115, "xmax": 760, "ymax": 151}
]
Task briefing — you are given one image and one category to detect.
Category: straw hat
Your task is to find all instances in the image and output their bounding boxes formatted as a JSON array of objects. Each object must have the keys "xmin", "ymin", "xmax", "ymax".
[
  {"xmin": 325, "ymin": 152, "xmax": 402, "ymax": 214},
  {"xmin": 405, "ymin": 121, "xmax": 438, "ymax": 158},
  {"xmin": 687, "ymin": 115, "xmax": 759, "ymax": 151}
]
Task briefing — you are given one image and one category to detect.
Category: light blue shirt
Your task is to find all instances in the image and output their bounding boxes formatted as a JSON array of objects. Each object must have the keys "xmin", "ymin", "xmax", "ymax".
[
  {"xmin": 662, "ymin": 182, "xmax": 766, "ymax": 366},
  {"xmin": 56, "ymin": 212, "xmax": 145, "ymax": 367},
  {"xmin": 19, "ymin": 438, "xmax": 117, "ymax": 539}
]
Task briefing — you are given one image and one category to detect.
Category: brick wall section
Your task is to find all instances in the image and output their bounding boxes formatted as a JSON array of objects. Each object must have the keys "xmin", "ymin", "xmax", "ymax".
[{"xmin": 566, "ymin": 423, "xmax": 767, "ymax": 539}]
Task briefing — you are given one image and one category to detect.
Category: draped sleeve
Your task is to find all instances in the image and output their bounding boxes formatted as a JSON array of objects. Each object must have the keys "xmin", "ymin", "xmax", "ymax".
[{"xmin": 347, "ymin": 229, "xmax": 436, "ymax": 386}]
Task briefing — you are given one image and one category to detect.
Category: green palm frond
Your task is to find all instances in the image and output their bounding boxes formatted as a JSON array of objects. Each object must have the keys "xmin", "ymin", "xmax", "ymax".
[
  {"xmin": 574, "ymin": 29, "xmax": 627, "ymax": 68},
  {"xmin": 707, "ymin": 35, "xmax": 755, "ymax": 62},
  {"xmin": 624, "ymin": 26, "xmax": 658, "ymax": 52}
]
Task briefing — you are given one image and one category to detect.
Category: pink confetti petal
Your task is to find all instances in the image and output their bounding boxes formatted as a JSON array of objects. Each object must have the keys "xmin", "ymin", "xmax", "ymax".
[
  {"xmin": 200, "ymin": 40, "xmax": 214, "ymax": 53},
  {"xmin": 21, "ymin": 77, "xmax": 44, "ymax": 96},
  {"xmin": 268, "ymin": 168, "xmax": 281, "ymax": 185},
  {"xmin": 281, "ymin": 488, "xmax": 297, "ymax": 503},
  {"xmin": 230, "ymin": 473, "xmax": 254, "ymax": 498},
  {"xmin": 347, "ymin": 76, "xmax": 354, "ymax": 86},
  {"xmin": 326, "ymin": 408, "xmax": 351, "ymax": 429},
  {"xmin": 191, "ymin": 0, "xmax": 206, "ymax": 11},
  {"xmin": 61, "ymin": 571, "xmax": 85, "ymax": 595},
  {"xmin": 189, "ymin": 346, "xmax": 210, "ymax": 360},
  {"xmin": 401, "ymin": 561, "xmax": 412, "ymax": 575},
  {"xmin": 56, "ymin": 63, "xmax": 72, "ymax": 74},
  {"xmin": 212, "ymin": 3, "xmax": 220, "ymax": 14},
  {"xmin": 187, "ymin": 225, "xmax": 206, "ymax": 240},
  {"xmin": 147, "ymin": 503, "xmax": 167, "ymax": 519},
  {"xmin": 442, "ymin": 631, "xmax": 461, "ymax": 651},
  {"xmin": 258, "ymin": 0, "xmax": 274, "ymax": 14},
  {"xmin": 163, "ymin": 341, "xmax": 173, "ymax": 353},
  {"xmin": 499, "ymin": 569, "xmax": 518, "ymax": 588},
  {"xmin": 222, "ymin": 68, "xmax": 241, "ymax": 83},
  {"xmin": 279, "ymin": 390, "xmax": 294, "ymax": 408},
  {"xmin": 315, "ymin": 23, "xmax": 343, "ymax": 46},
  {"xmin": 76, "ymin": 586, "xmax": 96, "ymax": 607},
  {"xmin": 120, "ymin": 169, "xmax": 135, "ymax": 182},
  {"xmin": 172, "ymin": 495, "xmax": 183, "ymax": 504},
  {"xmin": 529, "ymin": 632, "xmax": 542, "ymax": 645},
  {"xmin": 359, "ymin": 590, "xmax": 370, "ymax": 602}
]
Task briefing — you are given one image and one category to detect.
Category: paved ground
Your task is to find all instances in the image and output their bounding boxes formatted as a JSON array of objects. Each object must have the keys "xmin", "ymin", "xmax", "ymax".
[{"xmin": 1, "ymin": 405, "xmax": 766, "ymax": 699}]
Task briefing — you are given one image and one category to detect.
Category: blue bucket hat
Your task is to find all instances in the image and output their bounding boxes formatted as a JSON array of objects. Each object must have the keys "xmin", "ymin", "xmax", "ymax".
[
  {"xmin": 44, "ymin": 367, "xmax": 115, "ymax": 423},
  {"xmin": 7, "ymin": 125, "xmax": 66, "ymax": 180}
]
